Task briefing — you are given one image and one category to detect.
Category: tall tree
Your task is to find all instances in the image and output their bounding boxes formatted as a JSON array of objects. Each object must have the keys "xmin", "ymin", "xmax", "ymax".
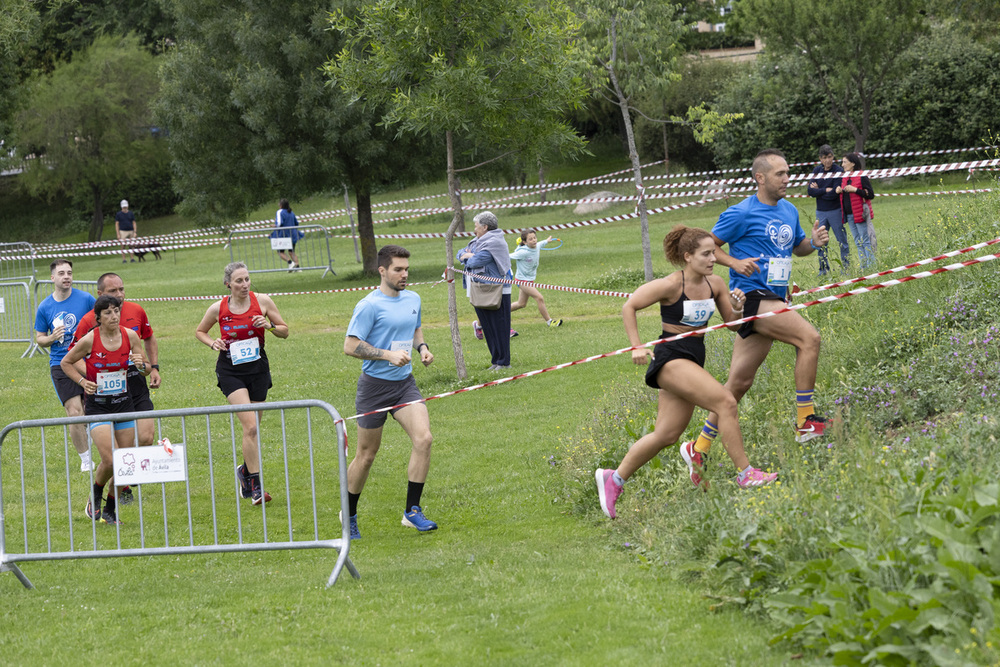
[
  {"xmin": 329, "ymin": 0, "xmax": 588, "ymax": 379},
  {"xmin": 15, "ymin": 34, "xmax": 167, "ymax": 241},
  {"xmin": 734, "ymin": 0, "xmax": 926, "ymax": 153},
  {"xmin": 156, "ymin": 0, "xmax": 435, "ymax": 274},
  {"xmin": 575, "ymin": 0, "xmax": 685, "ymax": 282}
]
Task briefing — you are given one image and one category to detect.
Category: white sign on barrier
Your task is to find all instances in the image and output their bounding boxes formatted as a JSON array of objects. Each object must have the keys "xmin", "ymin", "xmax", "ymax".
[
  {"xmin": 270, "ymin": 237, "xmax": 293, "ymax": 251},
  {"xmin": 0, "ymin": 297, "xmax": 4, "ymax": 314},
  {"xmin": 113, "ymin": 443, "xmax": 187, "ymax": 485}
]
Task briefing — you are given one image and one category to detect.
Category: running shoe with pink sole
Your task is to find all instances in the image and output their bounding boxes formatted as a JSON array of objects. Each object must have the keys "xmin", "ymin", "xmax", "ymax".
[
  {"xmin": 595, "ymin": 468, "xmax": 622, "ymax": 519},
  {"xmin": 680, "ymin": 441, "xmax": 709, "ymax": 490},
  {"xmin": 737, "ymin": 468, "xmax": 778, "ymax": 488}
]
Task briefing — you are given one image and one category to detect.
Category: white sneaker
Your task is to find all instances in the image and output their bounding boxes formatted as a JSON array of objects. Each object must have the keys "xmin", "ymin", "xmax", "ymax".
[
  {"xmin": 80, "ymin": 451, "xmax": 93, "ymax": 473},
  {"xmin": 287, "ymin": 260, "xmax": 295, "ymax": 272}
]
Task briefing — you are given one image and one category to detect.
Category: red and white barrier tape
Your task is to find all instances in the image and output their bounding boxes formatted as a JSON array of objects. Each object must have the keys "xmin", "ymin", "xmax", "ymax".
[
  {"xmin": 793, "ymin": 237, "xmax": 1000, "ymax": 297},
  {"xmin": 450, "ymin": 268, "xmax": 631, "ymax": 298},
  {"xmin": 128, "ymin": 279, "xmax": 452, "ymax": 303},
  {"xmin": 336, "ymin": 248, "xmax": 1000, "ymax": 426},
  {"xmin": 862, "ymin": 145, "xmax": 996, "ymax": 159}
]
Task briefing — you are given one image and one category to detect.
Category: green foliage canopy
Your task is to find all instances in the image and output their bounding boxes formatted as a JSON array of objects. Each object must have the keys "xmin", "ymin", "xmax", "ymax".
[{"xmin": 15, "ymin": 34, "xmax": 167, "ymax": 241}]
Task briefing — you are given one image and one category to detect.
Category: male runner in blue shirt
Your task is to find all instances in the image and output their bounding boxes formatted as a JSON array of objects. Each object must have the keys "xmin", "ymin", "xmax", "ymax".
[
  {"xmin": 343, "ymin": 244, "xmax": 436, "ymax": 539},
  {"xmin": 682, "ymin": 149, "xmax": 832, "ymax": 486}
]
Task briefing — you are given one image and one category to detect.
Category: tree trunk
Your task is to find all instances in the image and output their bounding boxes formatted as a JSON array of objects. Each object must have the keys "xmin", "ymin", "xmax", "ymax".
[
  {"xmin": 89, "ymin": 187, "xmax": 104, "ymax": 242},
  {"xmin": 662, "ymin": 101, "xmax": 671, "ymax": 175},
  {"xmin": 355, "ymin": 188, "xmax": 378, "ymax": 275},
  {"xmin": 444, "ymin": 130, "xmax": 468, "ymax": 380},
  {"xmin": 343, "ymin": 185, "xmax": 361, "ymax": 264},
  {"xmin": 537, "ymin": 159, "xmax": 546, "ymax": 204},
  {"xmin": 607, "ymin": 61, "xmax": 653, "ymax": 282}
]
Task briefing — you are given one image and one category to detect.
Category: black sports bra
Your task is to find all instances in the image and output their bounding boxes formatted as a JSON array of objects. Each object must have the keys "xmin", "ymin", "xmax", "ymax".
[{"xmin": 660, "ymin": 272, "xmax": 716, "ymax": 328}]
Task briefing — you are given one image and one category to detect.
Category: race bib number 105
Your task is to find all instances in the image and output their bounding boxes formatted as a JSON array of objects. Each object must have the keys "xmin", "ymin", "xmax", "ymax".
[{"xmin": 96, "ymin": 370, "xmax": 127, "ymax": 396}]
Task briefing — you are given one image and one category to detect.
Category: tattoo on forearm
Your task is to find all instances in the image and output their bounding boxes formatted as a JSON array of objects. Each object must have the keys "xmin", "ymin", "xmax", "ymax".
[{"xmin": 352, "ymin": 340, "xmax": 383, "ymax": 360}]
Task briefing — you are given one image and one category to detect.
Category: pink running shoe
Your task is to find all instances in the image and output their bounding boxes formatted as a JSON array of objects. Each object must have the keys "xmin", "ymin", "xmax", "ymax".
[
  {"xmin": 680, "ymin": 441, "xmax": 708, "ymax": 490},
  {"xmin": 737, "ymin": 468, "xmax": 778, "ymax": 488},
  {"xmin": 473, "ymin": 320, "xmax": 484, "ymax": 340},
  {"xmin": 595, "ymin": 468, "xmax": 622, "ymax": 519}
]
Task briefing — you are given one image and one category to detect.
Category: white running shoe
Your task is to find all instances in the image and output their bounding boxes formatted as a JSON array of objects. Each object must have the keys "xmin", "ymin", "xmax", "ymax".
[{"xmin": 80, "ymin": 451, "xmax": 93, "ymax": 473}]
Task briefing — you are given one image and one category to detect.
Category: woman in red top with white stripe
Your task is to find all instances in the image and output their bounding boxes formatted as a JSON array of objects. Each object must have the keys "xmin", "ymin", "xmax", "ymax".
[
  {"xmin": 195, "ymin": 262, "xmax": 288, "ymax": 504},
  {"xmin": 836, "ymin": 152, "xmax": 876, "ymax": 269},
  {"xmin": 61, "ymin": 295, "xmax": 151, "ymax": 525}
]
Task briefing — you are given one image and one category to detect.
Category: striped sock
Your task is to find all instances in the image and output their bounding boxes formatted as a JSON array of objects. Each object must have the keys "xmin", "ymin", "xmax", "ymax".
[
  {"xmin": 796, "ymin": 389, "xmax": 815, "ymax": 427},
  {"xmin": 694, "ymin": 420, "xmax": 718, "ymax": 454}
]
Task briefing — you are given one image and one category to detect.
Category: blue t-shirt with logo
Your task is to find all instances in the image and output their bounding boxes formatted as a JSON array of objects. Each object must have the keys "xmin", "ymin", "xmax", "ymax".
[
  {"xmin": 346, "ymin": 289, "xmax": 422, "ymax": 381},
  {"xmin": 712, "ymin": 195, "xmax": 806, "ymax": 294},
  {"xmin": 34, "ymin": 289, "xmax": 96, "ymax": 366}
]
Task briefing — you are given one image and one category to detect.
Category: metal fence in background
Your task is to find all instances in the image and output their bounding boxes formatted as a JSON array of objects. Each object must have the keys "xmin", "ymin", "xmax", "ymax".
[
  {"xmin": 228, "ymin": 225, "xmax": 335, "ymax": 278},
  {"xmin": 0, "ymin": 242, "xmax": 36, "ymax": 283},
  {"xmin": 0, "ymin": 281, "xmax": 34, "ymax": 357},
  {"xmin": 0, "ymin": 399, "xmax": 359, "ymax": 589}
]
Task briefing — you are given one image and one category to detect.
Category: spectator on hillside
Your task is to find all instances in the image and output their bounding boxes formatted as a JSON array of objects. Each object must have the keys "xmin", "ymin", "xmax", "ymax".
[
  {"xmin": 270, "ymin": 198, "xmax": 303, "ymax": 271},
  {"xmin": 115, "ymin": 200, "xmax": 137, "ymax": 263},
  {"xmin": 808, "ymin": 145, "xmax": 849, "ymax": 275},
  {"xmin": 457, "ymin": 211, "xmax": 514, "ymax": 370},
  {"xmin": 836, "ymin": 153, "xmax": 876, "ymax": 270}
]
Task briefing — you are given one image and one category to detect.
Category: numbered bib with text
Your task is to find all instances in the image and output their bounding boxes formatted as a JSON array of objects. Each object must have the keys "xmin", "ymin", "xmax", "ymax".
[
  {"xmin": 767, "ymin": 257, "xmax": 793, "ymax": 287},
  {"xmin": 681, "ymin": 299, "xmax": 714, "ymax": 326},
  {"xmin": 390, "ymin": 340, "xmax": 413, "ymax": 356},
  {"xmin": 229, "ymin": 337, "xmax": 261, "ymax": 365},
  {"xmin": 96, "ymin": 370, "xmax": 127, "ymax": 396}
]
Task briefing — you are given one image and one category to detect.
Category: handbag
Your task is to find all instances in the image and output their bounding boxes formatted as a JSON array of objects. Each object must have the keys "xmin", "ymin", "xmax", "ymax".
[{"xmin": 469, "ymin": 278, "xmax": 502, "ymax": 310}]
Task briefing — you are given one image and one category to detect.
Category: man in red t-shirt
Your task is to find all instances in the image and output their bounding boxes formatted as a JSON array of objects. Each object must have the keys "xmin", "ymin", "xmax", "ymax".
[{"xmin": 73, "ymin": 272, "xmax": 161, "ymax": 449}]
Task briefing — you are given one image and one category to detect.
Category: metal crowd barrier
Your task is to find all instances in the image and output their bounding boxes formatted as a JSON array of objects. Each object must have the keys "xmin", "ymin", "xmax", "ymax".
[
  {"xmin": 23, "ymin": 279, "xmax": 99, "ymax": 358},
  {"xmin": 0, "ymin": 400, "xmax": 359, "ymax": 589},
  {"xmin": 0, "ymin": 242, "xmax": 35, "ymax": 283},
  {"xmin": 0, "ymin": 281, "xmax": 33, "ymax": 356},
  {"xmin": 227, "ymin": 225, "xmax": 335, "ymax": 277}
]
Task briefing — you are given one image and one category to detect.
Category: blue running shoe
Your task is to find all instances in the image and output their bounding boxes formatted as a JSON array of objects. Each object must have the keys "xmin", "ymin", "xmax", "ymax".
[
  {"xmin": 402, "ymin": 506, "xmax": 438, "ymax": 532},
  {"xmin": 348, "ymin": 514, "xmax": 360, "ymax": 540}
]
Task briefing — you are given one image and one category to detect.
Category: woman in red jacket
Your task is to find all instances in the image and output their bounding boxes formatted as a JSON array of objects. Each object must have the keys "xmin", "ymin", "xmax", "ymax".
[{"xmin": 836, "ymin": 152, "xmax": 875, "ymax": 269}]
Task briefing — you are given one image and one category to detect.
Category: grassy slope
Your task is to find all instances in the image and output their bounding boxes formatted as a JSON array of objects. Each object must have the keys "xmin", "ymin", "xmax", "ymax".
[{"xmin": 1, "ymin": 163, "xmax": 992, "ymax": 665}]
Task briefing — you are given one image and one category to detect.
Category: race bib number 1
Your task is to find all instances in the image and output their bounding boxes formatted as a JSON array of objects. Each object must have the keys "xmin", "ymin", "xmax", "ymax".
[
  {"xmin": 229, "ymin": 337, "xmax": 261, "ymax": 365},
  {"xmin": 96, "ymin": 370, "xmax": 127, "ymax": 396},
  {"xmin": 767, "ymin": 257, "xmax": 792, "ymax": 287}
]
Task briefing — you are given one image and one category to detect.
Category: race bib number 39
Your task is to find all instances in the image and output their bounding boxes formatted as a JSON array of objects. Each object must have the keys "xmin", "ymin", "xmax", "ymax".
[
  {"xmin": 767, "ymin": 257, "xmax": 793, "ymax": 287},
  {"xmin": 229, "ymin": 337, "xmax": 261, "ymax": 365},
  {"xmin": 681, "ymin": 299, "xmax": 714, "ymax": 326},
  {"xmin": 96, "ymin": 370, "xmax": 127, "ymax": 396}
]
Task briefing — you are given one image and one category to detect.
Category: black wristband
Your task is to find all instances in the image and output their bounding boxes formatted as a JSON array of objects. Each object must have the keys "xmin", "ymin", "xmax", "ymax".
[
  {"xmin": 416, "ymin": 343, "xmax": 428, "ymax": 352},
  {"xmin": 151, "ymin": 364, "xmax": 159, "ymax": 370}
]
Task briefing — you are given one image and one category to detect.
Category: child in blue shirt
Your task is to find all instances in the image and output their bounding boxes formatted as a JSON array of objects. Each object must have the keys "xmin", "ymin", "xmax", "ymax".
[{"xmin": 509, "ymin": 229, "xmax": 562, "ymax": 327}]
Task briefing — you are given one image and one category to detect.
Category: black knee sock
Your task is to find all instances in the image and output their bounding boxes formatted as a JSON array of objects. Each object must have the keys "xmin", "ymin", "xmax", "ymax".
[
  {"xmin": 104, "ymin": 494, "xmax": 116, "ymax": 516},
  {"xmin": 92, "ymin": 483, "xmax": 105, "ymax": 511},
  {"xmin": 348, "ymin": 492, "xmax": 360, "ymax": 517},
  {"xmin": 406, "ymin": 481, "xmax": 424, "ymax": 513}
]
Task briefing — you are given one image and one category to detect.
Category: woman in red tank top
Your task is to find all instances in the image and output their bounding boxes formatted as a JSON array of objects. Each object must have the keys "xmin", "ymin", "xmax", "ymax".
[
  {"xmin": 195, "ymin": 262, "xmax": 289, "ymax": 505},
  {"xmin": 61, "ymin": 295, "xmax": 151, "ymax": 524}
]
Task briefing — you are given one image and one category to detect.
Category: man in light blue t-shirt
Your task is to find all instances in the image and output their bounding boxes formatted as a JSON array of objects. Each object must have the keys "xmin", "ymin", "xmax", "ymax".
[
  {"xmin": 684, "ymin": 150, "xmax": 833, "ymax": 485},
  {"xmin": 33, "ymin": 259, "xmax": 97, "ymax": 472},
  {"xmin": 343, "ymin": 244, "xmax": 437, "ymax": 539}
]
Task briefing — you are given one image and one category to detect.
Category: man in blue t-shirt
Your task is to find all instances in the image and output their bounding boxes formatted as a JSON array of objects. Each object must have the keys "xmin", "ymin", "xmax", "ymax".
[
  {"xmin": 808, "ymin": 145, "xmax": 849, "ymax": 275},
  {"xmin": 684, "ymin": 149, "xmax": 832, "ymax": 484},
  {"xmin": 33, "ymin": 259, "xmax": 97, "ymax": 472},
  {"xmin": 343, "ymin": 244, "xmax": 437, "ymax": 538}
]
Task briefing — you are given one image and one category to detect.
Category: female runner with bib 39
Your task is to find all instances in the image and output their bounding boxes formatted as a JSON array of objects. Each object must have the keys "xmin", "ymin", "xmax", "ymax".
[
  {"xmin": 595, "ymin": 225, "xmax": 776, "ymax": 520},
  {"xmin": 195, "ymin": 262, "xmax": 288, "ymax": 505}
]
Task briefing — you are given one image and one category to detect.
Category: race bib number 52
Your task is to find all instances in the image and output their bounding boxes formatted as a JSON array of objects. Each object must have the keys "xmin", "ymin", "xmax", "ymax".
[{"xmin": 229, "ymin": 338, "xmax": 261, "ymax": 365}]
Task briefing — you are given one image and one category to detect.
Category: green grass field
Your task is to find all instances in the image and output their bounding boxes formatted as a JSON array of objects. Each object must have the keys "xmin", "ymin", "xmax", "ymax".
[{"xmin": 2, "ymin": 163, "xmax": 999, "ymax": 665}]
